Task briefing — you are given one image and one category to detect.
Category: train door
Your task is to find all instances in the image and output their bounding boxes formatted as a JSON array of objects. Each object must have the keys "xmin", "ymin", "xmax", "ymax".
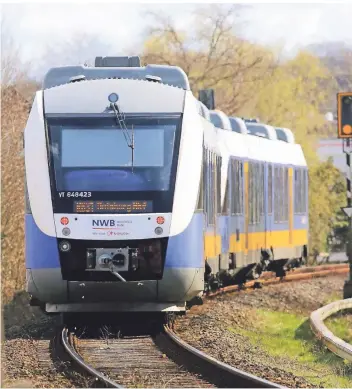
[{"xmin": 204, "ymin": 150, "xmax": 217, "ymax": 261}]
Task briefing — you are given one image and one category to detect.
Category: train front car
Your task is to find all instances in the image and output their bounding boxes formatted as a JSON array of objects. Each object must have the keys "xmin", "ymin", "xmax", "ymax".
[{"xmin": 24, "ymin": 57, "xmax": 204, "ymax": 314}]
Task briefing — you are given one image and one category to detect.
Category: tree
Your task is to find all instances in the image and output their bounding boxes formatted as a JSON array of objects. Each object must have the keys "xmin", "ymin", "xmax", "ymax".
[
  {"xmin": 308, "ymin": 158, "xmax": 346, "ymax": 256},
  {"xmin": 142, "ymin": 5, "xmax": 277, "ymax": 113}
]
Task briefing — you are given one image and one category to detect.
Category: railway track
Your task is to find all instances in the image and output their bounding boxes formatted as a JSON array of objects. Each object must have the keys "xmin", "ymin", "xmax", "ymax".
[
  {"xmin": 61, "ymin": 320, "xmax": 281, "ymax": 388},
  {"xmin": 59, "ymin": 264, "xmax": 348, "ymax": 388},
  {"xmin": 207, "ymin": 263, "xmax": 349, "ymax": 298}
]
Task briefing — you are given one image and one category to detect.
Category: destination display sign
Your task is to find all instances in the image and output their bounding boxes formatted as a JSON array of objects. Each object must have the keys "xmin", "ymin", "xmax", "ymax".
[{"xmin": 74, "ymin": 200, "xmax": 153, "ymax": 213}]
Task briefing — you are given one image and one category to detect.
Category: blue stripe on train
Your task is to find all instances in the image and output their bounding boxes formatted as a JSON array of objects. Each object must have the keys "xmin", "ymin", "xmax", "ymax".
[
  {"xmin": 165, "ymin": 212, "xmax": 204, "ymax": 268},
  {"xmin": 25, "ymin": 214, "xmax": 60, "ymax": 269}
]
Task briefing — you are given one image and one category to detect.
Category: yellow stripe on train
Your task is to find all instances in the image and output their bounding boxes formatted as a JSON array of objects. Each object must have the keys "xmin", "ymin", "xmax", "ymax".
[{"xmin": 204, "ymin": 229, "xmax": 308, "ymax": 258}]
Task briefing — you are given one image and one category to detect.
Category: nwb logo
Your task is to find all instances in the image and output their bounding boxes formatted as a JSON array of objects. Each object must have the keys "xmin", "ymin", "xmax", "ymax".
[{"xmin": 92, "ymin": 220, "xmax": 116, "ymax": 227}]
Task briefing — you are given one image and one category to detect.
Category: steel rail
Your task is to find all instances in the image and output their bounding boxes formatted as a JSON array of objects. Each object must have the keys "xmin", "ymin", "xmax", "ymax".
[
  {"xmin": 164, "ymin": 324, "xmax": 284, "ymax": 388},
  {"xmin": 61, "ymin": 327, "xmax": 122, "ymax": 388}
]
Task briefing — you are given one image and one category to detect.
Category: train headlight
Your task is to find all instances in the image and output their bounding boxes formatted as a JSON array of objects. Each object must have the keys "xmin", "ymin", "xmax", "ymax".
[
  {"xmin": 155, "ymin": 227, "xmax": 163, "ymax": 235},
  {"xmin": 62, "ymin": 227, "xmax": 71, "ymax": 236},
  {"xmin": 59, "ymin": 241, "xmax": 71, "ymax": 252}
]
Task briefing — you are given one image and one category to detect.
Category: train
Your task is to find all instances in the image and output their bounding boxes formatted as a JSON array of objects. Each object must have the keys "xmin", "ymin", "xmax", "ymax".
[{"xmin": 24, "ymin": 56, "xmax": 308, "ymax": 315}]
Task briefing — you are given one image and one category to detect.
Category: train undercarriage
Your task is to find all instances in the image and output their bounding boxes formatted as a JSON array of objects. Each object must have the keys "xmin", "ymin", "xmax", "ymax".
[{"xmin": 198, "ymin": 245, "xmax": 308, "ymax": 305}]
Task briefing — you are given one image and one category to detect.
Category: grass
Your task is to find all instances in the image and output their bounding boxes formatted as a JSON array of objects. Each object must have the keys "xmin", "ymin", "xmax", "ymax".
[
  {"xmin": 325, "ymin": 311, "xmax": 352, "ymax": 345},
  {"xmin": 229, "ymin": 309, "xmax": 352, "ymax": 387},
  {"xmin": 324, "ymin": 292, "xmax": 344, "ymax": 304}
]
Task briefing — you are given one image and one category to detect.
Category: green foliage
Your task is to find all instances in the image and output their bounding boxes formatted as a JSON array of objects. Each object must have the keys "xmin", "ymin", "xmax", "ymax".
[
  {"xmin": 308, "ymin": 158, "xmax": 346, "ymax": 254},
  {"xmin": 325, "ymin": 311, "xmax": 352, "ymax": 344}
]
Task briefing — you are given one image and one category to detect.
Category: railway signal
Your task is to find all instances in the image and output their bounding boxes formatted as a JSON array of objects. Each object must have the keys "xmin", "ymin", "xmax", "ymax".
[
  {"xmin": 337, "ymin": 92, "xmax": 352, "ymax": 138},
  {"xmin": 339, "ymin": 93, "xmax": 352, "ymax": 298}
]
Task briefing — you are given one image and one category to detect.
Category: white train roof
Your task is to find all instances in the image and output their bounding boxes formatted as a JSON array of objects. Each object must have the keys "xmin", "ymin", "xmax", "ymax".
[
  {"xmin": 44, "ymin": 78, "xmax": 186, "ymax": 114},
  {"xmin": 44, "ymin": 56, "xmax": 190, "ymax": 90},
  {"xmin": 246, "ymin": 123, "xmax": 278, "ymax": 141},
  {"xmin": 203, "ymin": 119, "xmax": 306, "ymax": 167},
  {"xmin": 274, "ymin": 127, "xmax": 295, "ymax": 143},
  {"xmin": 229, "ymin": 117, "xmax": 248, "ymax": 134},
  {"xmin": 209, "ymin": 110, "xmax": 232, "ymax": 130}
]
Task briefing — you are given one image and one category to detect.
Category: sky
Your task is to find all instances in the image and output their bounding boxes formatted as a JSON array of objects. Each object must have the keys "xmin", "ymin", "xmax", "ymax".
[{"xmin": 2, "ymin": 2, "xmax": 352, "ymax": 78}]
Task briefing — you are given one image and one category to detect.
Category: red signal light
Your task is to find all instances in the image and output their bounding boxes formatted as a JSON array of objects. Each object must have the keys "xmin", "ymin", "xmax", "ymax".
[
  {"xmin": 60, "ymin": 217, "xmax": 69, "ymax": 225},
  {"xmin": 156, "ymin": 216, "xmax": 165, "ymax": 225}
]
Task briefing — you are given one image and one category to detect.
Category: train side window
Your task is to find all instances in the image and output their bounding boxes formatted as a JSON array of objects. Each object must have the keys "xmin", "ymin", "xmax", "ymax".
[
  {"xmin": 206, "ymin": 150, "xmax": 212, "ymax": 225},
  {"xmin": 249, "ymin": 162, "xmax": 255, "ymax": 224},
  {"xmin": 274, "ymin": 166, "xmax": 279, "ymax": 223},
  {"xmin": 216, "ymin": 155, "xmax": 222, "ymax": 215},
  {"xmin": 302, "ymin": 169, "xmax": 306, "ymax": 213},
  {"xmin": 209, "ymin": 151, "xmax": 214, "ymax": 225},
  {"xmin": 25, "ymin": 180, "xmax": 32, "ymax": 214},
  {"xmin": 256, "ymin": 163, "xmax": 259, "ymax": 222},
  {"xmin": 205, "ymin": 149, "xmax": 209, "ymax": 221},
  {"xmin": 197, "ymin": 147, "xmax": 205, "ymax": 211},
  {"xmin": 268, "ymin": 164, "xmax": 272, "ymax": 214},
  {"xmin": 230, "ymin": 159, "xmax": 235, "ymax": 215},
  {"xmin": 254, "ymin": 162, "xmax": 257, "ymax": 223},
  {"xmin": 232, "ymin": 159, "xmax": 243, "ymax": 216},
  {"xmin": 296, "ymin": 168, "xmax": 302, "ymax": 214},
  {"xmin": 248, "ymin": 162, "xmax": 252, "ymax": 223},
  {"xmin": 237, "ymin": 160, "xmax": 241, "ymax": 215},
  {"xmin": 284, "ymin": 167, "xmax": 288, "ymax": 221},
  {"xmin": 294, "ymin": 169, "xmax": 297, "ymax": 214},
  {"xmin": 304, "ymin": 170, "xmax": 308, "ymax": 213},
  {"xmin": 222, "ymin": 162, "xmax": 230, "ymax": 215},
  {"xmin": 281, "ymin": 167, "xmax": 288, "ymax": 222},
  {"xmin": 239, "ymin": 161, "xmax": 243, "ymax": 214},
  {"xmin": 260, "ymin": 163, "xmax": 264, "ymax": 215}
]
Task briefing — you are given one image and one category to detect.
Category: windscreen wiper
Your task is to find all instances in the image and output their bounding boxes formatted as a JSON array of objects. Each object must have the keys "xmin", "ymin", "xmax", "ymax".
[{"xmin": 110, "ymin": 101, "xmax": 135, "ymax": 172}]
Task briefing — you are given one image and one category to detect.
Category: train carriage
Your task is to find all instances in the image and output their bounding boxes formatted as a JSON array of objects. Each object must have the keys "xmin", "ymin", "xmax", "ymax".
[{"xmin": 24, "ymin": 56, "xmax": 308, "ymax": 314}]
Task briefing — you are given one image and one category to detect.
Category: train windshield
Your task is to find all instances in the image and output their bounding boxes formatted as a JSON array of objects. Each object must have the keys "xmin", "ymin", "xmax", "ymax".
[{"xmin": 48, "ymin": 115, "xmax": 181, "ymax": 194}]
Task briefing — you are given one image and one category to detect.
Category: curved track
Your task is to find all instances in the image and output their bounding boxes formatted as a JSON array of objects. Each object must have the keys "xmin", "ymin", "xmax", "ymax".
[
  {"xmin": 207, "ymin": 264, "xmax": 349, "ymax": 298},
  {"xmin": 61, "ymin": 323, "xmax": 282, "ymax": 388},
  {"xmin": 59, "ymin": 264, "xmax": 348, "ymax": 388}
]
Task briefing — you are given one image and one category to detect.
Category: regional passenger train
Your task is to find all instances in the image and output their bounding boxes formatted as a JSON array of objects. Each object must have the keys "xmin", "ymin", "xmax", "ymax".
[{"xmin": 24, "ymin": 56, "xmax": 308, "ymax": 314}]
